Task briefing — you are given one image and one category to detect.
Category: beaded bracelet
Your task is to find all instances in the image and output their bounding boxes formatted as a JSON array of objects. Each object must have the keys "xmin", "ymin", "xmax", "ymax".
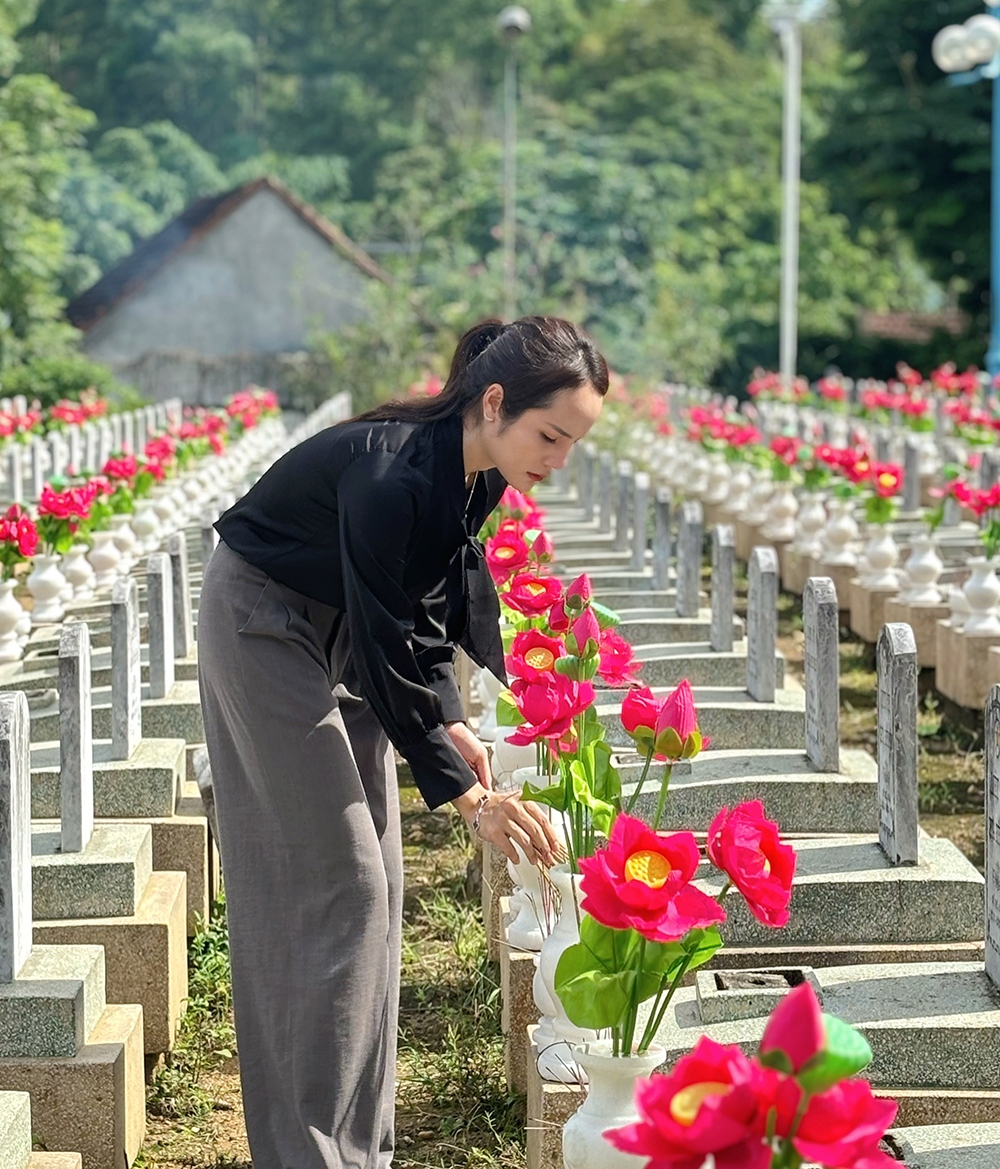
[{"xmin": 471, "ymin": 793, "xmax": 491, "ymax": 837}]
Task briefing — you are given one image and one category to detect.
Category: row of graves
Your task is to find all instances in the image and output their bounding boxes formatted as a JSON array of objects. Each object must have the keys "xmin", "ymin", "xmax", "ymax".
[
  {"xmin": 472, "ymin": 446, "xmax": 1000, "ymax": 1169},
  {"xmin": 0, "ymin": 392, "xmax": 350, "ymax": 1168}
]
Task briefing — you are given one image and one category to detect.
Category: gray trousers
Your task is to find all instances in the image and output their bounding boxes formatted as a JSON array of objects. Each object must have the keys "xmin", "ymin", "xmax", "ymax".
[{"xmin": 197, "ymin": 541, "xmax": 402, "ymax": 1169}]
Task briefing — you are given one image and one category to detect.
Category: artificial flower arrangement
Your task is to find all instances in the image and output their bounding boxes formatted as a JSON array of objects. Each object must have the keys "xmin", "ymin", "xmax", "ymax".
[
  {"xmin": 862, "ymin": 463, "xmax": 903, "ymax": 527},
  {"xmin": 939, "ymin": 478, "xmax": 1000, "ymax": 560},
  {"xmin": 606, "ymin": 981, "xmax": 899, "ymax": 1169},
  {"xmin": 35, "ymin": 483, "xmax": 99, "ymax": 555},
  {"xmin": 0, "ymin": 505, "xmax": 38, "ymax": 579}
]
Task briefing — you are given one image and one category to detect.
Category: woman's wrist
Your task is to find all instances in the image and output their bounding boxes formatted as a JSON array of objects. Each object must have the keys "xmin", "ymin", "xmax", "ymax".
[{"xmin": 452, "ymin": 782, "xmax": 489, "ymax": 826}]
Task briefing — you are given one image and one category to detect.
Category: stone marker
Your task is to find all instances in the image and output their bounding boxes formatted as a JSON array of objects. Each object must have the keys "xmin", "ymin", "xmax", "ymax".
[
  {"xmin": 146, "ymin": 553, "xmax": 175, "ymax": 700},
  {"xmin": 675, "ymin": 500, "xmax": 703, "ymax": 619},
  {"xmin": 0, "ymin": 691, "xmax": 30, "ymax": 981},
  {"xmin": 167, "ymin": 532, "xmax": 194, "ymax": 658},
  {"xmin": 747, "ymin": 546, "xmax": 779, "ymax": 702},
  {"xmin": 876, "ymin": 622, "xmax": 919, "ymax": 865},
  {"xmin": 578, "ymin": 443, "xmax": 595, "ymax": 520},
  {"xmin": 710, "ymin": 524, "xmax": 735, "ymax": 653},
  {"xmin": 614, "ymin": 460, "xmax": 633, "ymax": 551},
  {"xmin": 29, "ymin": 440, "xmax": 45, "ymax": 502},
  {"xmin": 803, "ymin": 576, "xmax": 840, "ymax": 773},
  {"xmin": 652, "ymin": 488, "xmax": 671, "ymax": 591},
  {"xmin": 985, "ymin": 684, "xmax": 1000, "ymax": 988},
  {"xmin": 59, "ymin": 624, "xmax": 93, "ymax": 854},
  {"xmin": 5, "ymin": 447, "xmax": 21, "ymax": 506},
  {"xmin": 67, "ymin": 424, "xmax": 81, "ymax": 475},
  {"xmin": 631, "ymin": 471, "xmax": 650, "ymax": 572},
  {"xmin": 903, "ymin": 440, "xmax": 921, "ymax": 513},
  {"xmin": 111, "ymin": 578, "xmax": 142, "ymax": 762},
  {"xmin": 110, "ymin": 413, "xmax": 123, "ymax": 452},
  {"xmin": 83, "ymin": 423, "xmax": 97, "ymax": 473},
  {"xmin": 597, "ymin": 451, "xmax": 613, "ymax": 534}
]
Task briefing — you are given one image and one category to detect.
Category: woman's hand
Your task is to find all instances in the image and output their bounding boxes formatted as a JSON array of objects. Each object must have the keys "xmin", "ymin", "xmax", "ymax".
[
  {"xmin": 446, "ymin": 721, "xmax": 492, "ymax": 790},
  {"xmin": 453, "ymin": 782, "xmax": 561, "ymax": 868}
]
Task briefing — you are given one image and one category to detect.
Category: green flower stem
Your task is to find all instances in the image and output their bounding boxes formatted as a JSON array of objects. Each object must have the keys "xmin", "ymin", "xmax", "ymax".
[
  {"xmin": 625, "ymin": 744, "xmax": 656, "ymax": 815},
  {"xmin": 638, "ymin": 954, "xmax": 692, "ymax": 1054},
  {"xmin": 652, "ymin": 763, "xmax": 673, "ymax": 831},
  {"xmin": 621, "ymin": 936, "xmax": 646, "ymax": 1056}
]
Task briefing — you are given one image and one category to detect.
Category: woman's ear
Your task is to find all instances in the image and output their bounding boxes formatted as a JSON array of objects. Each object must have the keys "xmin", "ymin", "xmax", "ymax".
[{"xmin": 482, "ymin": 382, "xmax": 505, "ymax": 424}]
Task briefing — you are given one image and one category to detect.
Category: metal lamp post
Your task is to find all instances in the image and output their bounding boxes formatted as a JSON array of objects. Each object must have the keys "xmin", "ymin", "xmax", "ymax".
[
  {"xmin": 933, "ymin": 4, "xmax": 1000, "ymax": 378},
  {"xmin": 498, "ymin": 6, "xmax": 531, "ymax": 322}
]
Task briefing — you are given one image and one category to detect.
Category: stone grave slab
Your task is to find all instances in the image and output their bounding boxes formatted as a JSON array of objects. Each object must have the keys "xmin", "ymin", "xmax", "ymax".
[
  {"xmin": 884, "ymin": 596, "xmax": 949, "ymax": 668},
  {"xmin": 889, "ymin": 1123, "xmax": 1000, "ymax": 1168},
  {"xmin": 31, "ymin": 823, "xmax": 151, "ymax": 920},
  {"xmin": 616, "ymin": 611, "xmax": 744, "ymax": 646},
  {"xmin": 628, "ymin": 642, "xmax": 784, "ymax": 689},
  {"xmin": 849, "ymin": 578, "xmax": 900, "ymax": 645},
  {"xmin": 935, "ymin": 621, "xmax": 1000, "ymax": 710}
]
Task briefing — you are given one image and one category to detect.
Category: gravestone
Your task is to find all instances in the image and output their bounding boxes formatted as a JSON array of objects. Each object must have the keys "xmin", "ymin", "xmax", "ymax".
[
  {"xmin": 67, "ymin": 425, "xmax": 81, "ymax": 475},
  {"xmin": 675, "ymin": 501, "xmax": 703, "ymax": 619},
  {"xmin": 146, "ymin": 553, "xmax": 175, "ymax": 700},
  {"xmin": 578, "ymin": 443, "xmax": 595, "ymax": 520},
  {"xmin": 97, "ymin": 422, "xmax": 112, "ymax": 469},
  {"xmin": 111, "ymin": 578, "xmax": 142, "ymax": 762},
  {"xmin": 167, "ymin": 532, "xmax": 195, "ymax": 659},
  {"xmin": 710, "ymin": 524, "xmax": 735, "ymax": 653},
  {"xmin": 47, "ymin": 433, "xmax": 65, "ymax": 481},
  {"xmin": 984, "ymin": 685, "xmax": 1000, "ymax": 988},
  {"xmin": 0, "ymin": 691, "xmax": 30, "ymax": 981},
  {"xmin": 11, "ymin": 396, "xmax": 25, "ymax": 417},
  {"xmin": 614, "ymin": 460, "xmax": 633, "ymax": 551},
  {"xmin": 59, "ymin": 624, "xmax": 93, "ymax": 854},
  {"xmin": 875, "ymin": 430, "xmax": 891, "ymax": 463},
  {"xmin": 5, "ymin": 447, "xmax": 21, "ymax": 505},
  {"xmin": 747, "ymin": 546, "xmax": 778, "ymax": 702},
  {"xmin": 597, "ymin": 452, "xmax": 613, "ymax": 534},
  {"xmin": 82, "ymin": 424, "xmax": 97, "ymax": 474},
  {"xmin": 803, "ymin": 576, "xmax": 840, "ymax": 773},
  {"xmin": 29, "ymin": 441, "xmax": 45, "ymax": 502},
  {"xmin": 903, "ymin": 440, "xmax": 921, "ymax": 513},
  {"xmin": 110, "ymin": 414, "xmax": 123, "ymax": 452},
  {"xmin": 876, "ymin": 622, "xmax": 918, "ymax": 865},
  {"xmin": 631, "ymin": 471, "xmax": 650, "ymax": 572},
  {"xmin": 652, "ymin": 489, "xmax": 671, "ymax": 591}
]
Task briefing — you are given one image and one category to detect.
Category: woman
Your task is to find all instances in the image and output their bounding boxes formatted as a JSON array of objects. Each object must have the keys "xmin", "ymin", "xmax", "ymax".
[{"xmin": 198, "ymin": 315, "xmax": 609, "ymax": 1168}]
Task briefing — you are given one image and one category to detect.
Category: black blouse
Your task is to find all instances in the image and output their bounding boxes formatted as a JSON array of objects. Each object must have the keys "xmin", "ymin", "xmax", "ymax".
[{"xmin": 214, "ymin": 411, "xmax": 507, "ymax": 808}]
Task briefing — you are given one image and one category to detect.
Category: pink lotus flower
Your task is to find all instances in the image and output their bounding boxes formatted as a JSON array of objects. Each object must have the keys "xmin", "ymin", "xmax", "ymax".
[
  {"xmin": 605, "ymin": 1037, "xmax": 780, "ymax": 1169},
  {"xmin": 579, "ymin": 813, "xmax": 726, "ymax": 944},
  {"xmin": 568, "ymin": 606, "xmax": 601, "ymax": 657},
  {"xmin": 506, "ymin": 630, "xmax": 565, "ymax": 681},
  {"xmin": 654, "ymin": 679, "xmax": 706, "ymax": 760},
  {"xmin": 597, "ymin": 627, "xmax": 642, "ymax": 686},
  {"xmin": 707, "ymin": 801, "xmax": 796, "ymax": 928},
  {"xmin": 508, "ymin": 673, "xmax": 594, "ymax": 744},
  {"xmin": 504, "ymin": 573, "xmax": 563, "ymax": 616},
  {"xmin": 547, "ymin": 595, "xmax": 570, "ymax": 632},
  {"xmin": 759, "ymin": 981, "xmax": 826, "ymax": 1074},
  {"xmin": 620, "ymin": 686, "xmax": 661, "ymax": 754},
  {"xmin": 565, "ymin": 573, "xmax": 592, "ymax": 610},
  {"xmin": 794, "ymin": 1079, "xmax": 898, "ymax": 1169},
  {"xmin": 485, "ymin": 529, "xmax": 529, "ymax": 584},
  {"xmin": 530, "ymin": 529, "xmax": 553, "ymax": 562}
]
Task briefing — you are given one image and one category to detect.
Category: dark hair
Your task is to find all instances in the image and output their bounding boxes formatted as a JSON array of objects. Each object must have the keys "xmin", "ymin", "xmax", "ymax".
[{"xmin": 355, "ymin": 316, "xmax": 610, "ymax": 425}]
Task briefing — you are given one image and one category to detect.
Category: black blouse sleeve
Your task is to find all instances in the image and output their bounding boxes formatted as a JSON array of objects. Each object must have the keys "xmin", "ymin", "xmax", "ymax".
[
  {"xmin": 412, "ymin": 577, "xmax": 466, "ymax": 725},
  {"xmin": 336, "ymin": 451, "xmax": 478, "ymax": 808}
]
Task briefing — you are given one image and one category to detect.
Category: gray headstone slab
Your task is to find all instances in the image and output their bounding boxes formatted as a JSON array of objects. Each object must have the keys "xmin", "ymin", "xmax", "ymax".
[
  {"xmin": 747, "ymin": 546, "xmax": 779, "ymax": 703},
  {"xmin": 111, "ymin": 577, "xmax": 142, "ymax": 762},
  {"xmin": 29, "ymin": 441, "xmax": 45, "ymax": 502},
  {"xmin": 578, "ymin": 443, "xmax": 595, "ymax": 519},
  {"xmin": 903, "ymin": 440, "xmax": 921, "ymax": 513},
  {"xmin": 58, "ymin": 623, "xmax": 93, "ymax": 854},
  {"xmin": 0, "ymin": 691, "xmax": 31, "ymax": 982},
  {"xmin": 985, "ymin": 685, "xmax": 1000, "ymax": 990},
  {"xmin": 146, "ymin": 553, "xmax": 175, "ymax": 700},
  {"xmin": 876, "ymin": 622, "xmax": 919, "ymax": 866},
  {"xmin": 652, "ymin": 488, "xmax": 672, "ymax": 591},
  {"xmin": 615, "ymin": 460, "xmax": 633, "ymax": 551},
  {"xmin": 598, "ymin": 452, "xmax": 613, "ymax": 534},
  {"xmin": 168, "ymin": 532, "xmax": 194, "ymax": 659},
  {"xmin": 110, "ymin": 413, "xmax": 123, "ymax": 452},
  {"xmin": 5, "ymin": 447, "xmax": 21, "ymax": 506},
  {"xmin": 631, "ymin": 472, "xmax": 650, "ymax": 572},
  {"xmin": 803, "ymin": 576, "xmax": 840, "ymax": 773},
  {"xmin": 676, "ymin": 500, "xmax": 703, "ymax": 619},
  {"xmin": 710, "ymin": 524, "xmax": 735, "ymax": 653}
]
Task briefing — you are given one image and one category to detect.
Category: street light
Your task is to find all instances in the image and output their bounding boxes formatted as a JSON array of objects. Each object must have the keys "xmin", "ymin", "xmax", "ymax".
[
  {"xmin": 932, "ymin": 3, "xmax": 1000, "ymax": 377},
  {"xmin": 498, "ymin": 5, "xmax": 531, "ymax": 322},
  {"xmin": 763, "ymin": 1, "xmax": 824, "ymax": 392}
]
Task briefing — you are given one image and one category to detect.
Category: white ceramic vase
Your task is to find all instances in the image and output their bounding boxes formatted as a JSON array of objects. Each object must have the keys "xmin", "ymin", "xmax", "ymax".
[
  {"xmin": 702, "ymin": 454, "xmax": 730, "ymax": 505},
  {"xmin": 491, "ymin": 729, "xmax": 540, "ymax": 790},
  {"xmin": 27, "ymin": 554, "xmax": 67, "ymax": 625},
  {"xmin": 741, "ymin": 471, "xmax": 773, "ymax": 526},
  {"xmin": 62, "ymin": 543, "xmax": 95, "ymax": 601},
  {"xmin": 962, "ymin": 557, "xmax": 1000, "ymax": 635},
  {"xmin": 533, "ymin": 868, "xmax": 599, "ymax": 1083},
  {"xmin": 760, "ymin": 480, "xmax": 799, "ymax": 542},
  {"xmin": 0, "ymin": 580, "xmax": 24, "ymax": 662},
  {"xmin": 562, "ymin": 1040, "xmax": 666, "ymax": 1169},
  {"xmin": 131, "ymin": 500, "xmax": 161, "ymax": 553},
  {"xmin": 476, "ymin": 668, "xmax": 506, "ymax": 743},
  {"xmin": 722, "ymin": 466, "xmax": 753, "ymax": 518},
  {"xmin": 898, "ymin": 533, "xmax": 944, "ymax": 605},
  {"xmin": 948, "ymin": 583, "xmax": 972, "ymax": 631},
  {"xmin": 109, "ymin": 514, "xmax": 138, "ymax": 575},
  {"xmin": 506, "ymin": 844, "xmax": 557, "ymax": 952},
  {"xmin": 88, "ymin": 530, "xmax": 121, "ymax": 589},
  {"xmin": 819, "ymin": 499, "xmax": 859, "ymax": 567},
  {"xmin": 860, "ymin": 525, "xmax": 901, "ymax": 590},
  {"xmin": 791, "ymin": 492, "xmax": 827, "ymax": 558}
]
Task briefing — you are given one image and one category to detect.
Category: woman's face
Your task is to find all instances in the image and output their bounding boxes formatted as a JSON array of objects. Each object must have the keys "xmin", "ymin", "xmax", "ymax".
[{"xmin": 479, "ymin": 382, "xmax": 604, "ymax": 492}]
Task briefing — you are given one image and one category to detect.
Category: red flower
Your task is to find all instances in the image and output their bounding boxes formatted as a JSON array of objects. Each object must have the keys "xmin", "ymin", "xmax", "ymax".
[
  {"xmin": 102, "ymin": 455, "xmax": 138, "ymax": 482},
  {"xmin": 145, "ymin": 437, "xmax": 175, "ymax": 463},
  {"xmin": 579, "ymin": 813, "xmax": 726, "ymax": 944},
  {"xmin": 565, "ymin": 573, "xmax": 592, "ymax": 610},
  {"xmin": 504, "ymin": 573, "xmax": 563, "ymax": 616},
  {"xmin": 485, "ymin": 528, "xmax": 529, "ymax": 584},
  {"xmin": 621, "ymin": 686, "xmax": 661, "ymax": 754},
  {"xmin": 759, "ymin": 981, "xmax": 826, "ymax": 1073},
  {"xmin": 769, "ymin": 435, "xmax": 800, "ymax": 465},
  {"xmin": 870, "ymin": 463, "xmax": 903, "ymax": 499},
  {"xmin": 547, "ymin": 596, "xmax": 570, "ymax": 632},
  {"xmin": 142, "ymin": 459, "xmax": 166, "ymax": 482},
  {"xmin": 38, "ymin": 486, "xmax": 75, "ymax": 520},
  {"xmin": 15, "ymin": 516, "xmax": 37, "ymax": 558},
  {"xmin": 568, "ymin": 606, "xmax": 601, "ymax": 657},
  {"xmin": 508, "ymin": 673, "xmax": 594, "ymax": 745},
  {"xmin": 507, "ymin": 630, "xmax": 565, "ymax": 681},
  {"xmin": 707, "ymin": 801, "xmax": 795, "ymax": 928},
  {"xmin": 530, "ymin": 528, "xmax": 553, "ymax": 562},
  {"xmin": 209, "ymin": 433, "xmax": 225, "ymax": 455},
  {"xmin": 794, "ymin": 1079, "xmax": 898, "ymax": 1169},
  {"xmin": 597, "ymin": 627, "xmax": 642, "ymax": 687},
  {"xmin": 654, "ymin": 679, "xmax": 707, "ymax": 761},
  {"xmin": 605, "ymin": 1037, "xmax": 785, "ymax": 1169}
]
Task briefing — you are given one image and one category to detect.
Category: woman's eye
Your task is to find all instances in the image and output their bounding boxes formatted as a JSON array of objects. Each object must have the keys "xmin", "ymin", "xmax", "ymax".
[{"xmin": 542, "ymin": 434, "xmax": 558, "ymax": 444}]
